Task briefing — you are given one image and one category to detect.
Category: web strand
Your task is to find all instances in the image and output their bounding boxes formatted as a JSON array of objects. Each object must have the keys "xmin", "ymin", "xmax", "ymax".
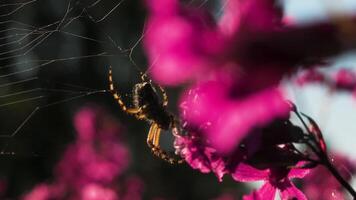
[{"xmin": 0, "ymin": 0, "xmax": 132, "ymax": 151}]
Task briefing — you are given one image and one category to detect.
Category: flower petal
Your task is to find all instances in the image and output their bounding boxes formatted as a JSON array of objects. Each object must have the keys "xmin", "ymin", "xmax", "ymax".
[
  {"xmin": 243, "ymin": 182, "xmax": 277, "ymax": 200},
  {"xmin": 207, "ymin": 87, "xmax": 290, "ymax": 154},
  {"xmin": 144, "ymin": 3, "xmax": 224, "ymax": 85},
  {"xmin": 280, "ymin": 180, "xmax": 307, "ymax": 200},
  {"xmin": 231, "ymin": 163, "xmax": 269, "ymax": 182}
]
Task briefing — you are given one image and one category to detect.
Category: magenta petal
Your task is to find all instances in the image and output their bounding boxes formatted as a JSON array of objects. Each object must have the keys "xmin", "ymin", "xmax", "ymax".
[
  {"xmin": 144, "ymin": 7, "xmax": 224, "ymax": 85},
  {"xmin": 181, "ymin": 81, "xmax": 290, "ymax": 154},
  {"xmin": 180, "ymin": 81, "xmax": 229, "ymax": 125},
  {"xmin": 175, "ymin": 135, "xmax": 212, "ymax": 173},
  {"xmin": 207, "ymin": 88, "xmax": 290, "ymax": 154},
  {"xmin": 144, "ymin": 0, "xmax": 179, "ymax": 15},
  {"xmin": 146, "ymin": 16, "xmax": 204, "ymax": 85},
  {"xmin": 81, "ymin": 184, "xmax": 118, "ymax": 200},
  {"xmin": 219, "ymin": 0, "xmax": 241, "ymax": 35},
  {"xmin": 243, "ymin": 183, "xmax": 277, "ymax": 200},
  {"xmin": 238, "ymin": 0, "xmax": 282, "ymax": 31},
  {"xmin": 74, "ymin": 108, "xmax": 96, "ymax": 141},
  {"xmin": 288, "ymin": 165, "xmax": 309, "ymax": 179},
  {"xmin": 295, "ymin": 69, "xmax": 325, "ymax": 86},
  {"xmin": 280, "ymin": 181, "xmax": 307, "ymax": 200},
  {"xmin": 231, "ymin": 163, "xmax": 269, "ymax": 182},
  {"xmin": 334, "ymin": 68, "xmax": 356, "ymax": 90},
  {"xmin": 23, "ymin": 184, "xmax": 51, "ymax": 200},
  {"xmin": 174, "ymin": 135, "xmax": 227, "ymax": 181}
]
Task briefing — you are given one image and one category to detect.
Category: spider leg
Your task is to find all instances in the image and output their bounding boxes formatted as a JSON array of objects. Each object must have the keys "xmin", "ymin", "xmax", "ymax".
[
  {"xmin": 147, "ymin": 123, "xmax": 184, "ymax": 164},
  {"xmin": 109, "ymin": 66, "xmax": 142, "ymax": 115},
  {"xmin": 147, "ymin": 123, "xmax": 158, "ymax": 145},
  {"xmin": 158, "ymin": 85, "xmax": 168, "ymax": 107},
  {"xmin": 140, "ymin": 72, "xmax": 149, "ymax": 82}
]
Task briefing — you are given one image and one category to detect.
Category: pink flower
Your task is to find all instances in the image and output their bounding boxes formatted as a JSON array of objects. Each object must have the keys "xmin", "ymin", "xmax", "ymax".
[
  {"xmin": 239, "ymin": 163, "xmax": 309, "ymax": 200},
  {"xmin": 23, "ymin": 184, "xmax": 51, "ymax": 200},
  {"xmin": 302, "ymin": 153, "xmax": 356, "ymax": 200},
  {"xmin": 81, "ymin": 184, "xmax": 118, "ymax": 200},
  {"xmin": 144, "ymin": 0, "xmax": 285, "ymax": 86},
  {"xmin": 334, "ymin": 68, "xmax": 356, "ymax": 91},
  {"xmin": 145, "ymin": 0, "xmax": 294, "ymax": 156},
  {"xmin": 174, "ymin": 133, "xmax": 228, "ymax": 181},
  {"xmin": 180, "ymin": 81, "xmax": 290, "ymax": 154},
  {"xmin": 22, "ymin": 106, "xmax": 143, "ymax": 200},
  {"xmin": 144, "ymin": 0, "xmax": 356, "ymax": 90},
  {"xmin": 55, "ymin": 107, "xmax": 130, "ymax": 187},
  {"xmin": 295, "ymin": 68, "xmax": 356, "ymax": 96},
  {"xmin": 144, "ymin": 1, "xmax": 356, "ymax": 199},
  {"xmin": 295, "ymin": 69, "xmax": 325, "ymax": 86},
  {"xmin": 175, "ymin": 115, "xmax": 307, "ymax": 183},
  {"xmin": 144, "ymin": 0, "xmax": 225, "ymax": 85}
]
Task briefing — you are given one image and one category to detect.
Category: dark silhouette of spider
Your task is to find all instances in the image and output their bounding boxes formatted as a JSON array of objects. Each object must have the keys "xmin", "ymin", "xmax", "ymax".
[{"xmin": 108, "ymin": 67, "xmax": 183, "ymax": 164}]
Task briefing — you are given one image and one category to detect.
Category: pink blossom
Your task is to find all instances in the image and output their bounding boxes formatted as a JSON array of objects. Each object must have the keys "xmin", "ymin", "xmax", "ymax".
[
  {"xmin": 174, "ymin": 133, "xmax": 227, "ymax": 181},
  {"xmin": 22, "ymin": 106, "xmax": 143, "ymax": 200},
  {"xmin": 23, "ymin": 184, "xmax": 51, "ymax": 200},
  {"xmin": 296, "ymin": 68, "xmax": 356, "ymax": 96},
  {"xmin": 174, "ymin": 117, "xmax": 307, "ymax": 183},
  {"xmin": 81, "ymin": 184, "xmax": 118, "ymax": 200},
  {"xmin": 240, "ymin": 163, "xmax": 309, "ymax": 200},
  {"xmin": 145, "ymin": 0, "xmax": 292, "ymax": 156},
  {"xmin": 295, "ymin": 69, "xmax": 325, "ymax": 86},
  {"xmin": 144, "ymin": 0, "xmax": 286, "ymax": 86},
  {"xmin": 334, "ymin": 68, "xmax": 356, "ymax": 91},
  {"xmin": 180, "ymin": 81, "xmax": 290, "ymax": 154},
  {"xmin": 55, "ymin": 107, "xmax": 130, "ymax": 187},
  {"xmin": 175, "ymin": 133, "xmax": 309, "ymax": 199},
  {"xmin": 302, "ymin": 153, "xmax": 356, "ymax": 200},
  {"xmin": 144, "ymin": 0, "xmax": 356, "ymax": 199},
  {"xmin": 144, "ymin": 0, "xmax": 225, "ymax": 85}
]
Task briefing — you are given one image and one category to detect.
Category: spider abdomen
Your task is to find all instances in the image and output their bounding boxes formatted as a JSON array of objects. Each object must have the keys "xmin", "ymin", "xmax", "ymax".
[{"xmin": 133, "ymin": 82, "xmax": 172, "ymax": 129}]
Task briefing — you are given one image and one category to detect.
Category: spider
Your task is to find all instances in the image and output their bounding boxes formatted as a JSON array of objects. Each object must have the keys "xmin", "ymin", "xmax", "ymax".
[{"xmin": 108, "ymin": 66, "xmax": 184, "ymax": 164}]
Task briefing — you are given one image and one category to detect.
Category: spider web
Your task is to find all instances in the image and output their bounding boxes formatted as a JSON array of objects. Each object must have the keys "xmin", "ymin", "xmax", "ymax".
[
  {"xmin": 0, "ymin": 0, "xmax": 220, "ymax": 156},
  {"xmin": 0, "ymin": 0, "xmax": 217, "ymax": 156},
  {"xmin": 0, "ymin": 0, "xmax": 152, "ymax": 156},
  {"xmin": 0, "ymin": 1, "xmax": 224, "ymax": 197}
]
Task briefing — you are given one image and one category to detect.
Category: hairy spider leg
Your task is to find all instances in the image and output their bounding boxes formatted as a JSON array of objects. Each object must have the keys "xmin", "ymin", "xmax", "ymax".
[
  {"xmin": 140, "ymin": 72, "xmax": 149, "ymax": 82},
  {"xmin": 153, "ymin": 126, "xmax": 161, "ymax": 147},
  {"xmin": 147, "ymin": 122, "xmax": 184, "ymax": 164},
  {"xmin": 108, "ymin": 66, "xmax": 142, "ymax": 115},
  {"xmin": 158, "ymin": 85, "xmax": 168, "ymax": 107},
  {"xmin": 147, "ymin": 123, "xmax": 158, "ymax": 144}
]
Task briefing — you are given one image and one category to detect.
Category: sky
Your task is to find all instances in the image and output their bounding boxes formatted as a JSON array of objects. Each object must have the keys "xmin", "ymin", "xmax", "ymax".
[{"xmin": 284, "ymin": 0, "xmax": 356, "ymax": 158}]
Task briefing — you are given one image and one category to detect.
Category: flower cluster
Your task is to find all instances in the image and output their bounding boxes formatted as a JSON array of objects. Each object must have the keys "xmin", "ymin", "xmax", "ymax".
[
  {"xmin": 23, "ymin": 106, "xmax": 144, "ymax": 200},
  {"xmin": 175, "ymin": 100, "xmax": 310, "ymax": 199},
  {"xmin": 144, "ymin": 0, "xmax": 356, "ymax": 199},
  {"xmin": 296, "ymin": 68, "xmax": 356, "ymax": 97},
  {"xmin": 144, "ymin": 0, "xmax": 293, "ymax": 155},
  {"xmin": 143, "ymin": 0, "xmax": 356, "ymax": 155}
]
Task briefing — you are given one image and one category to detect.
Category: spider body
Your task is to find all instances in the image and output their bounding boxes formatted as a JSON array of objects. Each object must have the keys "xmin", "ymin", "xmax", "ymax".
[
  {"xmin": 108, "ymin": 67, "xmax": 183, "ymax": 164},
  {"xmin": 132, "ymin": 82, "xmax": 173, "ymax": 130}
]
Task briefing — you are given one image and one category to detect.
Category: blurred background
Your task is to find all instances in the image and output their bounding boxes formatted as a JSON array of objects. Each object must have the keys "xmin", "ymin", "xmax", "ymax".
[{"xmin": 0, "ymin": 0, "xmax": 355, "ymax": 199}]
